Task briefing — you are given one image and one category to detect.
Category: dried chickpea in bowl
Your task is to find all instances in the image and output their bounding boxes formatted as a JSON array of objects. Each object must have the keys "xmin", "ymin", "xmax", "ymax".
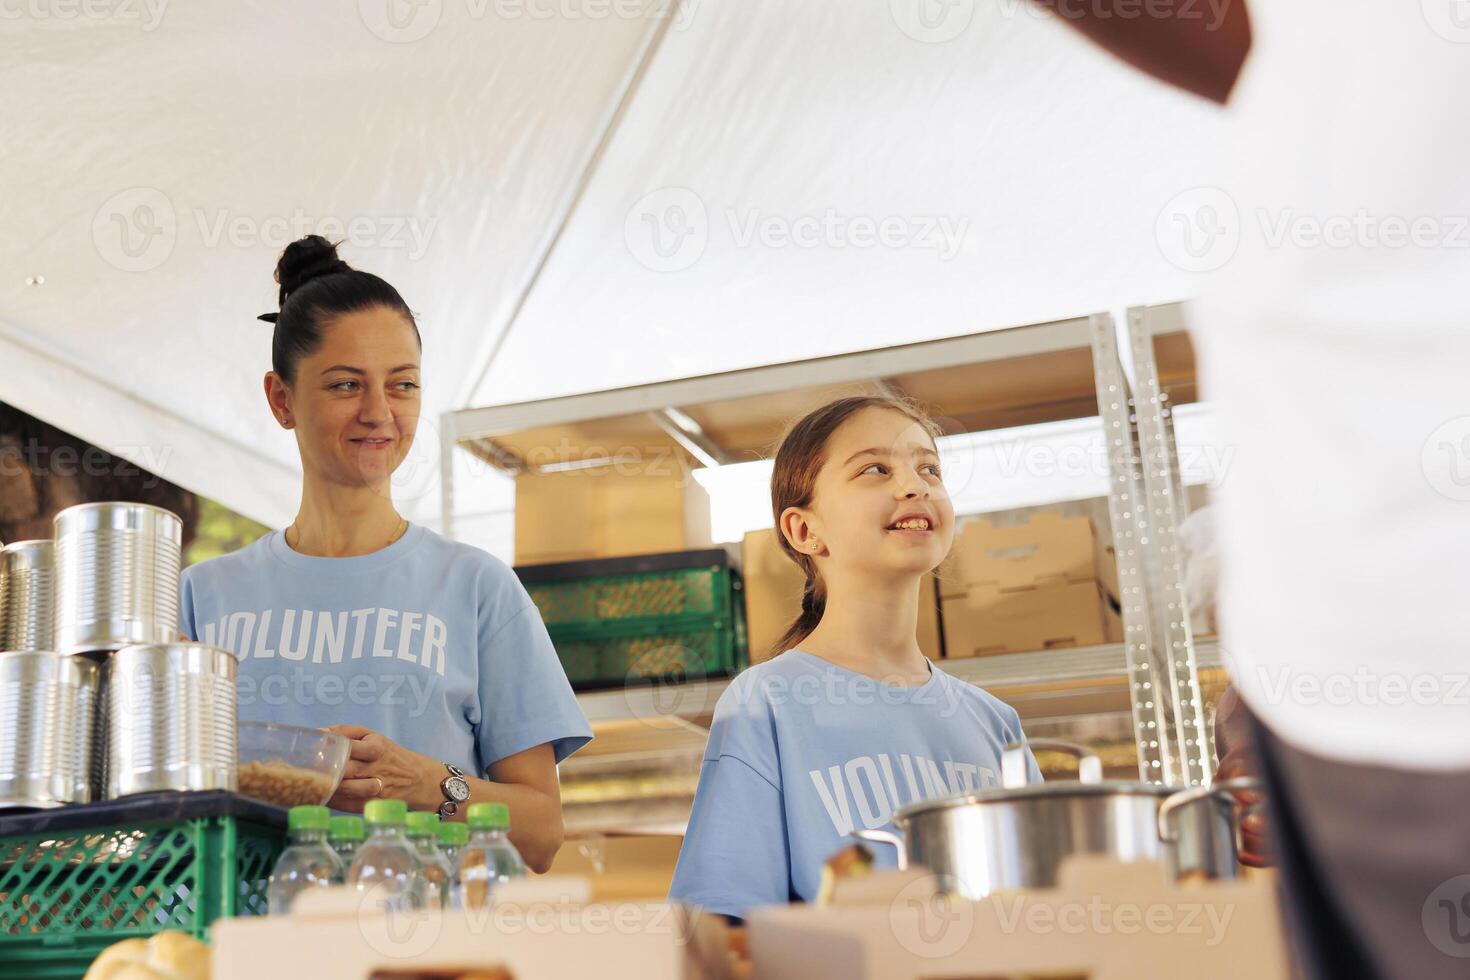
[
  {"xmin": 238, "ymin": 759, "xmax": 339, "ymax": 807},
  {"xmin": 237, "ymin": 721, "xmax": 351, "ymax": 808}
]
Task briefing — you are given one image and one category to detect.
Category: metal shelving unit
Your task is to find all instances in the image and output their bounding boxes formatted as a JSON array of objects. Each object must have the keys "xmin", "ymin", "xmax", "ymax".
[{"xmin": 444, "ymin": 305, "xmax": 1215, "ymax": 799}]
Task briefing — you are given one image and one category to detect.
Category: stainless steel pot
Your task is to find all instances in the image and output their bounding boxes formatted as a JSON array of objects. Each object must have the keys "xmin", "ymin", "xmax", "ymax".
[
  {"xmin": 0, "ymin": 540, "xmax": 56, "ymax": 652},
  {"xmin": 0, "ymin": 651, "xmax": 102, "ymax": 807},
  {"xmin": 851, "ymin": 740, "xmax": 1259, "ymax": 899},
  {"xmin": 104, "ymin": 643, "xmax": 238, "ymax": 798},
  {"xmin": 54, "ymin": 502, "xmax": 182, "ymax": 655}
]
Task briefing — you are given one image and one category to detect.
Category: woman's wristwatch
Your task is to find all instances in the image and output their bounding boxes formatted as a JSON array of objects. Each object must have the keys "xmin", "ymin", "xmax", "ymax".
[{"xmin": 437, "ymin": 763, "xmax": 471, "ymax": 818}]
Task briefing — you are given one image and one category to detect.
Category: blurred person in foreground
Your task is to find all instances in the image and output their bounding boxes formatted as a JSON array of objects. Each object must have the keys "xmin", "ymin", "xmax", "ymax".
[{"xmin": 1032, "ymin": 2, "xmax": 1470, "ymax": 977}]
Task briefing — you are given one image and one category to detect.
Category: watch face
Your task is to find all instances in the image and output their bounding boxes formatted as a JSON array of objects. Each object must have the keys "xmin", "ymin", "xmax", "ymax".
[{"xmin": 446, "ymin": 778, "xmax": 471, "ymax": 802}]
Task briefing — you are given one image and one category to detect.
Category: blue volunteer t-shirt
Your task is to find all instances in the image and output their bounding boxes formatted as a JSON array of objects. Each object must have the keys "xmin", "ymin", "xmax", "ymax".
[
  {"xmin": 669, "ymin": 649, "xmax": 1038, "ymax": 918},
  {"xmin": 179, "ymin": 524, "xmax": 592, "ymax": 776}
]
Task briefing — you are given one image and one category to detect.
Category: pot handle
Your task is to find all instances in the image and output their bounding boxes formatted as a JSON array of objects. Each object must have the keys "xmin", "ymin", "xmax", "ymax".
[
  {"xmin": 849, "ymin": 829, "xmax": 908, "ymax": 870},
  {"xmin": 1157, "ymin": 776, "xmax": 1265, "ymax": 843},
  {"xmin": 1001, "ymin": 738, "xmax": 1103, "ymax": 789}
]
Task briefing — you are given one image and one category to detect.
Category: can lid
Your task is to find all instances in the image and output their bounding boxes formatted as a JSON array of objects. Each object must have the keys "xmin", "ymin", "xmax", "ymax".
[
  {"xmin": 363, "ymin": 799, "xmax": 408, "ymax": 825},
  {"xmin": 405, "ymin": 811, "xmax": 440, "ymax": 838},
  {"xmin": 329, "ymin": 815, "xmax": 365, "ymax": 841},
  {"xmin": 466, "ymin": 802, "xmax": 510, "ymax": 830},
  {"xmin": 288, "ymin": 805, "xmax": 331, "ymax": 832},
  {"xmin": 436, "ymin": 822, "xmax": 469, "ymax": 846}
]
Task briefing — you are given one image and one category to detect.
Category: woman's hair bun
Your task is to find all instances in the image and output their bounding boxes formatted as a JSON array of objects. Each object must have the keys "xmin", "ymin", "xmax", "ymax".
[{"xmin": 272, "ymin": 235, "xmax": 352, "ymax": 307}]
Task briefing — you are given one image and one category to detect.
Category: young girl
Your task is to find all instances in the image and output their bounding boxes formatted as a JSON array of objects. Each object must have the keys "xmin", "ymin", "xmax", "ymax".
[{"xmin": 669, "ymin": 395, "xmax": 1039, "ymax": 918}]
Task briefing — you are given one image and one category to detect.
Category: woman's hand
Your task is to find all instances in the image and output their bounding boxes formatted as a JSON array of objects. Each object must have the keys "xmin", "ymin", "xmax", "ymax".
[{"xmin": 325, "ymin": 724, "xmax": 443, "ymax": 813}]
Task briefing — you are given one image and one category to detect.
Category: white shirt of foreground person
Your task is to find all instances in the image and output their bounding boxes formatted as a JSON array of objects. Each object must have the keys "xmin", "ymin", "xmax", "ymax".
[{"xmin": 1189, "ymin": 0, "xmax": 1470, "ymax": 768}]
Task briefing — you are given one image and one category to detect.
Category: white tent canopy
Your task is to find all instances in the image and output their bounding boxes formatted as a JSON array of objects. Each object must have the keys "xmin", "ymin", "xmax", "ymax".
[{"xmin": 2, "ymin": 0, "xmax": 1221, "ymax": 541}]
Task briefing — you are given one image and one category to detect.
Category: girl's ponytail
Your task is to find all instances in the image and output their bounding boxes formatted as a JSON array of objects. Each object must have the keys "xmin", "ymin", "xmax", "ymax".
[{"xmin": 770, "ymin": 559, "xmax": 827, "ymax": 657}]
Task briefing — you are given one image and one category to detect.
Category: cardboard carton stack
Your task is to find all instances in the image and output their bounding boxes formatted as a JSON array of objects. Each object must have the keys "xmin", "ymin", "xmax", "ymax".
[
  {"xmin": 938, "ymin": 511, "xmax": 1121, "ymax": 658},
  {"xmin": 741, "ymin": 528, "xmax": 942, "ymax": 665},
  {"xmin": 515, "ymin": 467, "xmax": 712, "ymax": 566}
]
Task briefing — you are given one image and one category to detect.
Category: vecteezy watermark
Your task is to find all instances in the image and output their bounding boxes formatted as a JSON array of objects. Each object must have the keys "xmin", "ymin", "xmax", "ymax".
[
  {"xmin": 985, "ymin": 436, "xmax": 1234, "ymax": 487},
  {"xmin": 354, "ymin": 888, "xmax": 697, "ymax": 961},
  {"xmin": 896, "ymin": 0, "xmax": 1238, "ymax": 44},
  {"xmin": 92, "ymin": 187, "xmax": 178, "ymax": 273},
  {"xmin": 621, "ymin": 659, "xmax": 721, "ymax": 731},
  {"xmin": 91, "ymin": 188, "xmax": 440, "ymax": 272},
  {"xmin": 890, "ymin": 874, "xmax": 976, "ymax": 959},
  {"xmin": 1256, "ymin": 209, "xmax": 1470, "ymax": 251},
  {"xmin": 725, "ymin": 667, "xmax": 968, "ymax": 719},
  {"xmin": 357, "ymin": 882, "xmax": 445, "ymax": 960},
  {"xmin": 1245, "ymin": 663, "xmax": 1470, "ymax": 709},
  {"xmin": 992, "ymin": 893, "xmax": 1236, "ymax": 945},
  {"xmin": 1155, "ymin": 187, "xmax": 1241, "ymax": 273},
  {"xmin": 195, "ymin": 208, "xmax": 439, "ymax": 261},
  {"xmin": 1423, "ymin": 875, "xmax": 1470, "ymax": 958},
  {"xmin": 237, "ymin": 669, "xmax": 440, "ymax": 719},
  {"xmin": 624, "ymin": 187, "xmax": 971, "ymax": 272},
  {"xmin": 726, "ymin": 208, "xmax": 970, "ymax": 261},
  {"xmin": 889, "ymin": 0, "xmax": 976, "ymax": 44},
  {"xmin": 1422, "ymin": 417, "xmax": 1470, "ymax": 501},
  {"xmin": 0, "ymin": 437, "xmax": 173, "ymax": 489},
  {"xmin": 1157, "ymin": 186, "xmax": 1470, "ymax": 273},
  {"xmin": 624, "ymin": 187, "xmax": 709, "ymax": 273},
  {"xmin": 1420, "ymin": 0, "xmax": 1470, "ymax": 43},
  {"xmin": 0, "ymin": 0, "xmax": 169, "ymax": 30},
  {"xmin": 505, "ymin": 436, "xmax": 698, "ymax": 484},
  {"xmin": 357, "ymin": 0, "xmax": 699, "ymax": 44}
]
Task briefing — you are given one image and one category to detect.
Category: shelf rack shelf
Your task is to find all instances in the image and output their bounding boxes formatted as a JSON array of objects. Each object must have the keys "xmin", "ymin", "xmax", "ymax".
[{"xmin": 446, "ymin": 302, "xmax": 1214, "ymax": 792}]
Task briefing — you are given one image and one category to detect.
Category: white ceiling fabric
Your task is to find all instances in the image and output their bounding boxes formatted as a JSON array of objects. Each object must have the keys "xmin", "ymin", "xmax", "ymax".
[{"xmin": 2, "ymin": 0, "xmax": 1221, "ymax": 531}]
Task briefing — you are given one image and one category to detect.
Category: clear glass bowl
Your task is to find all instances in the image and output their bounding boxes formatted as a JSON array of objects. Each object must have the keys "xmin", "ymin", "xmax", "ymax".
[{"xmin": 237, "ymin": 720, "xmax": 350, "ymax": 808}]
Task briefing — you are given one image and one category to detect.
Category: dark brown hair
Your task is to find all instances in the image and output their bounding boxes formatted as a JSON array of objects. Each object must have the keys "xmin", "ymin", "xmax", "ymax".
[
  {"xmin": 768, "ymin": 395, "xmax": 943, "ymax": 656},
  {"xmin": 264, "ymin": 235, "xmax": 420, "ymax": 383}
]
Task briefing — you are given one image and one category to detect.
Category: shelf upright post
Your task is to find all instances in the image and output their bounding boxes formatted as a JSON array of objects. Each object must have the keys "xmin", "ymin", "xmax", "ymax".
[
  {"xmin": 1126, "ymin": 306, "xmax": 1212, "ymax": 787},
  {"xmin": 440, "ymin": 410, "xmax": 457, "ymax": 539},
  {"xmin": 1090, "ymin": 313, "xmax": 1174, "ymax": 785}
]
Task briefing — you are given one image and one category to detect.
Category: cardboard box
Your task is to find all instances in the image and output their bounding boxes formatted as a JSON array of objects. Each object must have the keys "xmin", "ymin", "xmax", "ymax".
[
  {"xmin": 515, "ymin": 467, "xmax": 712, "ymax": 565},
  {"xmin": 548, "ymin": 833, "xmax": 684, "ymax": 902},
  {"xmin": 741, "ymin": 528, "xmax": 942, "ymax": 664},
  {"xmin": 941, "ymin": 579, "xmax": 1123, "ymax": 658},
  {"xmin": 938, "ymin": 511, "xmax": 1118, "ymax": 599},
  {"xmin": 212, "ymin": 879, "xmax": 706, "ymax": 980},
  {"xmin": 747, "ymin": 858, "xmax": 1290, "ymax": 980}
]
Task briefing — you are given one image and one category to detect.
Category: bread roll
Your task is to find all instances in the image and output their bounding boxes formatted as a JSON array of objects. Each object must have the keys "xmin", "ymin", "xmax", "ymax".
[{"xmin": 84, "ymin": 931, "xmax": 211, "ymax": 980}]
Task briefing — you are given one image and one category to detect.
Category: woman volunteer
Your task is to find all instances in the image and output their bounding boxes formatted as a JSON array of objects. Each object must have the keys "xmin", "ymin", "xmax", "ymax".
[{"xmin": 180, "ymin": 235, "xmax": 590, "ymax": 872}]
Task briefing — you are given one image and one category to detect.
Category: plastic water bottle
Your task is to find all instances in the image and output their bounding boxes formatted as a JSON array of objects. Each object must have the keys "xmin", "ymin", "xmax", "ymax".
[
  {"xmin": 267, "ymin": 805, "xmax": 344, "ymax": 915},
  {"xmin": 348, "ymin": 799, "xmax": 422, "ymax": 912},
  {"xmin": 456, "ymin": 802, "xmax": 525, "ymax": 909},
  {"xmin": 436, "ymin": 820, "xmax": 468, "ymax": 870},
  {"xmin": 406, "ymin": 811, "xmax": 453, "ymax": 910},
  {"xmin": 329, "ymin": 815, "xmax": 365, "ymax": 866}
]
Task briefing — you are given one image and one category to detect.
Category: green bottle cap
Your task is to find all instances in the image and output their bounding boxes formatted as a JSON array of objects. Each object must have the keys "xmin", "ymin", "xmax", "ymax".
[
  {"xmin": 405, "ymin": 811, "xmax": 440, "ymax": 838},
  {"xmin": 436, "ymin": 822, "xmax": 469, "ymax": 847},
  {"xmin": 466, "ymin": 802, "xmax": 510, "ymax": 831},
  {"xmin": 287, "ymin": 805, "xmax": 331, "ymax": 833},
  {"xmin": 329, "ymin": 815, "xmax": 365, "ymax": 842},
  {"xmin": 363, "ymin": 799, "xmax": 408, "ymax": 825}
]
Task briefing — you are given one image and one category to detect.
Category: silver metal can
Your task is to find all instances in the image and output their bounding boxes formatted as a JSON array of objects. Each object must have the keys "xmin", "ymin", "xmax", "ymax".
[
  {"xmin": 0, "ymin": 540, "xmax": 56, "ymax": 653},
  {"xmin": 104, "ymin": 643, "xmax": 237, "ymax": 798},
  {"xmin": 54, "ymin": 502, "xmax": 183, "ymax": 655},
  {"xmin": 0, "ymin": 651, "xmax": 101, "ymax": 807}
]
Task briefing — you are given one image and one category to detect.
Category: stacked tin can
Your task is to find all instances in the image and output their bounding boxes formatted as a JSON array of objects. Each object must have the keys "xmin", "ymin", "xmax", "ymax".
[{"xmin": 0, "ymin": 502, "xmax": 238, "ymax": 809}]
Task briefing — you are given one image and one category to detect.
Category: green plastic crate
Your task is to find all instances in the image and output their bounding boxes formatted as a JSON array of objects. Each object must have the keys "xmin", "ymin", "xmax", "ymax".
[
  {"xmin": 0, "ymin": 793, "xmax": 286, "ymax": 980},
  {"xmin": 550, "ymin": 591, "xmax": 748, "ymax": 691},
  {"xmin": 526, "ymin": 563, "xmax": 736, "ymax": 631}
]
